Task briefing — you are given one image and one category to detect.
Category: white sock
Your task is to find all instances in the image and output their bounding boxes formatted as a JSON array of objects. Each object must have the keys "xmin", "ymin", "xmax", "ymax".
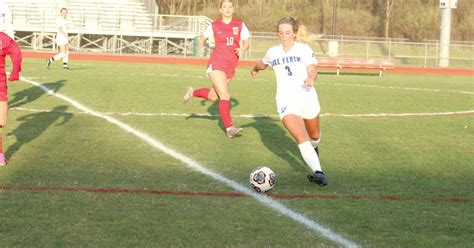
[
  {"xmin": 53, "ymin": 53, "xmax": 65, "ymax": 61},
  {"xmin": 310, "ymin": 137, "xmax": 320, "ymax": 148},
  {"xmin": 63, "ymin": 52, "xmax": 69, "ymax": 64},
  {"xmin": 298, "ymin": 140, "xmax": 322, "ymax": 173}
]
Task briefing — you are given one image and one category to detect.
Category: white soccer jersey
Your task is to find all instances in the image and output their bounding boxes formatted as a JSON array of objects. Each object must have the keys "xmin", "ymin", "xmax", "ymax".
[
  {"xmin": 0, "ymin": 2, "xmax": 13, "ymax": 38},
  {"xmin": 262, "ymin": 42, "xmax": 318, "ymax": 98},
  {"xmin": 56, "ymin": 17, "xmax": 69, "ymax": 38},
  {"xmin": 262, "ymin": 42, "xmax": 320, "ymax": 119},
  {"xmin": 55, "ymin": 16, "xmax": 70, "ymax": 45}
]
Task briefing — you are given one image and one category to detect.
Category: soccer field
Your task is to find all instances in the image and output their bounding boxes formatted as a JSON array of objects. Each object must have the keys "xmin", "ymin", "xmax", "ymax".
[{"xmin": 0, "ymin": 58, "xmax": 473, "ymax": 247}]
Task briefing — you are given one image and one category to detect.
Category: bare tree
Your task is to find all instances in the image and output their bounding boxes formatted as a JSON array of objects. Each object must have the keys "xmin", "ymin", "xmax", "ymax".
[{"xmin": 384, "ymin": 0, "xmax": 394, "ymax": 38}]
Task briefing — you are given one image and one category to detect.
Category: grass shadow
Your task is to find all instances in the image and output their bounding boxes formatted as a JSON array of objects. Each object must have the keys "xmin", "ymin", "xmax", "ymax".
[
  {"xmin": 9, "ymin": 80, "xmax": 67, "ymax": 108},
  {"xmin": 185, "ymin": 98, "xmax": 239, "ymax": 132},
  {"xmin": 241, "ymin": 117, "xmax": 306, "ymax": 173},
  {"xmin": 6, "ymin": 105, "xmax": 73, "ymax": 161}
]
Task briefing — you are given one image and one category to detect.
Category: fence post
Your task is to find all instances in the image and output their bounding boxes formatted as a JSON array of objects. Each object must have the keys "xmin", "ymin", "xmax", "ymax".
[
  {"xmin": 366, "ymin": 41, "xmax": 370, "ymax": 59},
  {"xmin": 424, "ymin": 43, "xmax": 428, "ymax": 68},
  {"xmin": 388, "ymin": 38, "xmax": 392, "ymax": 59},
  {"xmin": 248, "ymin": 34, "xmax": 252, "ymax": 59},
  {"xmin": 159, "ymin": 15, "xmax": 162, "ymax": 31}
]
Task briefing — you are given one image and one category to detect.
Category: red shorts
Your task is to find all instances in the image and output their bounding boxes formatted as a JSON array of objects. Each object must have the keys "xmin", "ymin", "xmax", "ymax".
[
  {"xmin": 0, "ymin": 82, "xmax": 7, "ymax": 101},
  {"xmin": 206, "ymin": 64, "xmax": 236, "ymax": 79}
]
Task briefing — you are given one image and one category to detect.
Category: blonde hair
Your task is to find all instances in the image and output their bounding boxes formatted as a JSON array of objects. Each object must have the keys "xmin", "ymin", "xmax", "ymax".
[
  {"xmin": 277, "ymin": 16, "xmax": 311, "ymax": 42},
  {"xmin": 296, "ymin": 25, "xmax": 311, "ymax": 42}
]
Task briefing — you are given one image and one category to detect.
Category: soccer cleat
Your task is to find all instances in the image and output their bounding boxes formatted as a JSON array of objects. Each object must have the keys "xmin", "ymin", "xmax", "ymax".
[
  {"xmin": 46, "ymin": 59, "xmax": 51, "ymax": 69},
  {"xmin": 307, "ymin": 171, "xmax": 328, "ymax": 186},
  {"xmin": 63, "ymin": 67, "xmax": 69, "ymax": 70},
  {"xmin": 226, "ymin": 127, "xmax": 243, "ymax": 138},
  {"xmin": 183, "ymin": 87, "xmax": 194, "ymax": 103},
  {"xmin": 0, "ymin": 153, "xmax": 6, "ymax": 166}
]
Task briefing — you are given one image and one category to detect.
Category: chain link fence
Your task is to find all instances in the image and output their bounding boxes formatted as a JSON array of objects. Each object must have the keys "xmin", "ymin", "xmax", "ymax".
[{"xmin": 247, "ymin": 34, "xmax": 474, "ymax": 68}]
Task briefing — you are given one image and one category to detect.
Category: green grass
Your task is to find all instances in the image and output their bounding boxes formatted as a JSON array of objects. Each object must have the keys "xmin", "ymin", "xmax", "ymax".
[{"xmin": 0, "ymin": 58, "xmax": 473, "ymax": 247}]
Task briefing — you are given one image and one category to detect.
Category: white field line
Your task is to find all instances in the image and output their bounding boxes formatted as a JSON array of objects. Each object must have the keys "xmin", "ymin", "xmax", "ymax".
[
  {"xmin": 19, "ymin": 76, "xmax": 359, "ymax": 248},
  {"xmin": 323, "ymin": 82, "xmax": 474, "ymax": 95},
  {"xmin": 156, "ymin": 73, "xmax": 474, "ymax": 95},
  {"xmin": 10, "ymin": 106, "xmax": 474, "ymax": 119}
]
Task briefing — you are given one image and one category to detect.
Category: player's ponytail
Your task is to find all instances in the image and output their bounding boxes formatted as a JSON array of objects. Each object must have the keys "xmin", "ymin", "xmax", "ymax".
[
  {"xmin": 296, "ymin": 24, "xmax": 311, "ymax": 42},
  {"xmin": 277, "ymin": 16, "xmax": 312, "ymax": 43}
]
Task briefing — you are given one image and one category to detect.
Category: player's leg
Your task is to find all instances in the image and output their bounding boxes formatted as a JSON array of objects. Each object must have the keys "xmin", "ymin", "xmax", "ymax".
[
  {"xmin": 0, "ymin": 100, "xmax": 8, "ymax": 166},
  {"xmin": 183, "ymin": 87, "xmax": 218, "ymax": 103},
  {"xmin": 304, "ymin": 116, "xmax": 321, "ymax": 156},
  {"xmin": 62, "ymin": 44, "xmax": 69, "ymax": 69},
  {"xmin": 204, "ymin": 78, "xmax": 231, "ymax": 102},
  {"xmin": 183, "ymin": 65, "xmax": 220, "ymax": 103},
  {"xmin": 209, "ymin": 70, "xmax": 241, "ymax": 138},
  {"xmin": 47, "ymin": 45, "xmax": 66, "ymax": 68},
  {"xmin": 282, "ymin": 114, "xmax": 327, "ymax": 186}
]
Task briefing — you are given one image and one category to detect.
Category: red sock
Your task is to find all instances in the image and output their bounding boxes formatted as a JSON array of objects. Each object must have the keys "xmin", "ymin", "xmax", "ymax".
[
  {"xmin": 192, "ymin": 88, "xmax": 210, "ymax": 99},
  {"xmin": 219, "ymin": 100, "xmax": 232, "ymax": 129}
]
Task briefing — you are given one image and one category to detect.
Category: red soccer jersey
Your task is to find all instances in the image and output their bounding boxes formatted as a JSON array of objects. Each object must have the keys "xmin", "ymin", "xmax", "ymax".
[
  {"xmin": 0, "ymin": 32, "xmax": 22, "ymax": 83},
  {"xmin": 207, "ymin": 17, "xmax": 246, "ymax": 69}
]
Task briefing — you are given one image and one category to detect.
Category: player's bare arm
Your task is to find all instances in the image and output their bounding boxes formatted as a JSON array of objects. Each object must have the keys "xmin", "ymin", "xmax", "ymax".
[
  {"xmin": 304, "ymin": 64, "xmax": 317, "ymax": 87},
  {"xmin": 251, "ymin": 61, "xmax": 268, "ymax": 77},
  {"xmin": 198, "ymin": 35, "xmax": 208, "ymax": 55},
  {"xmin": 236, "ymin": 39, "xmax": 250, "ymax": 57}
]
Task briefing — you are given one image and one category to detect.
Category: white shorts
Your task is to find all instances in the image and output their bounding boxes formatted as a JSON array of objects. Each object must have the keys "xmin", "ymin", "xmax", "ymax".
[
  {"xmin": 276, "ymin": 86, "xmax": 321, "ymax": 120},
  {"xmin": 56, "ymin": 35, "xmax": 68, "ymax": 46}
]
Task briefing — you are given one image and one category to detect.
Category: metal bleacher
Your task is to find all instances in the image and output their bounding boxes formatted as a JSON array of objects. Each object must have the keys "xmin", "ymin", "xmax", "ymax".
[{"xmin": 6, "ymin": 0, "xmax": 212, "ymax": 55}]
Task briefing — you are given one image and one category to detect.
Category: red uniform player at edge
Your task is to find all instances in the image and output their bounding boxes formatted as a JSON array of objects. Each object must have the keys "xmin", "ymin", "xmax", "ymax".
[
  {"xmin": 0, "ymin": 32, "xmax": 22, "ymax": 166},
  {"xmin": 183, "ymin": 0, "xmax": 250, "ymax": 138}
]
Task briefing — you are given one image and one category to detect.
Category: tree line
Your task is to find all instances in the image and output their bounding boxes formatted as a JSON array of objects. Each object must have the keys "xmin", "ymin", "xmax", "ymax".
[{"xmin": 155, "ymin": 0, "xmax": 472, "ymax": 41}]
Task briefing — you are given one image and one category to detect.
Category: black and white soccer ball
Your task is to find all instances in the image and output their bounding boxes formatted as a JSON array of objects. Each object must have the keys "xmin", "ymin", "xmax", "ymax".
[{"xmin": 250, "ymin": 166, "xmax": 276, "ymax": 193}]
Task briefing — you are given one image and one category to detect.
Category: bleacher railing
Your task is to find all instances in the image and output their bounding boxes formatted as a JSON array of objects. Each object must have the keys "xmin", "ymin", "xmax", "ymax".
[{"xmin": 9, "ymin": 5, "xmax": 211, "ymax": 37}]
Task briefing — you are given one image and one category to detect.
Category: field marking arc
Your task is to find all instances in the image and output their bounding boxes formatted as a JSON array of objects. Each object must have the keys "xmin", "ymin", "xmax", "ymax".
[{"xmin": 18, "ymin": 76, "xmax": 359, "ymax": 248}]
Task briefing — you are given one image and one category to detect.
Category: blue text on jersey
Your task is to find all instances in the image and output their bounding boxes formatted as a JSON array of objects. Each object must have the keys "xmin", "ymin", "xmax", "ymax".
[{"xmin": 271, "ymin": 56, "xmax": 302, "ymax": 67}]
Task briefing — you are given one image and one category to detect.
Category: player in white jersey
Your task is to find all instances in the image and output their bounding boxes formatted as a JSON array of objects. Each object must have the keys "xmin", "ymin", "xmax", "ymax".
[
  {"xmin": 251, "ymin": 16, "xmax": 327, "ymax": 186},
  {"xmin": 46, "ymin": 8, "xmax": 70, "ymax": 70},
  {"xmin": 0, "ymin": 1, "xmax": 13, "ymax": 38}
]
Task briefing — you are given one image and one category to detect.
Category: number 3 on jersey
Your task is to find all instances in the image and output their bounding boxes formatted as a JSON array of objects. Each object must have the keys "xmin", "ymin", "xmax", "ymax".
[
  {"xmin": 226, "ymin": 37, "xmax": 234, "ymax": 46},
  {"xmin": 285, "ymin": 66, "xmax": 293, "ymax": 76}
]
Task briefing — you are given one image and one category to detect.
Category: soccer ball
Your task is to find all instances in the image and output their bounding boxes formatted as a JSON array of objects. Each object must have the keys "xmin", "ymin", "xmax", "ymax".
[{"xmin": 249, "ymin": 166, "xmax": 276, "ymax": 193}]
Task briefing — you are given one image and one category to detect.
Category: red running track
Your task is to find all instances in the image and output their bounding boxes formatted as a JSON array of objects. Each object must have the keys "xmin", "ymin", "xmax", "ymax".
[{"xmin": 23, "ymin": 50, "xmax": 474, "ymax": 76}]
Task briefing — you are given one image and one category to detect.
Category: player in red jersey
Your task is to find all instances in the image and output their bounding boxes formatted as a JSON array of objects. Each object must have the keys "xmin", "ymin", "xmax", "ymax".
[
  {"xmin": 0, "ymin": 27, "xmax": 23, "ymax": 166},
  {"xmin": 183, "ymin": 0, "xmax": 250, "ymax": 138}
]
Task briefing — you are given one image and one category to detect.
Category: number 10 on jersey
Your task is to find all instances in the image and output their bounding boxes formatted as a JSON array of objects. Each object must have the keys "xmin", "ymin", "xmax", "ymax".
[{"xmin": 226, "ymin": 37, "xmax": 234, "ymax": 46}]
